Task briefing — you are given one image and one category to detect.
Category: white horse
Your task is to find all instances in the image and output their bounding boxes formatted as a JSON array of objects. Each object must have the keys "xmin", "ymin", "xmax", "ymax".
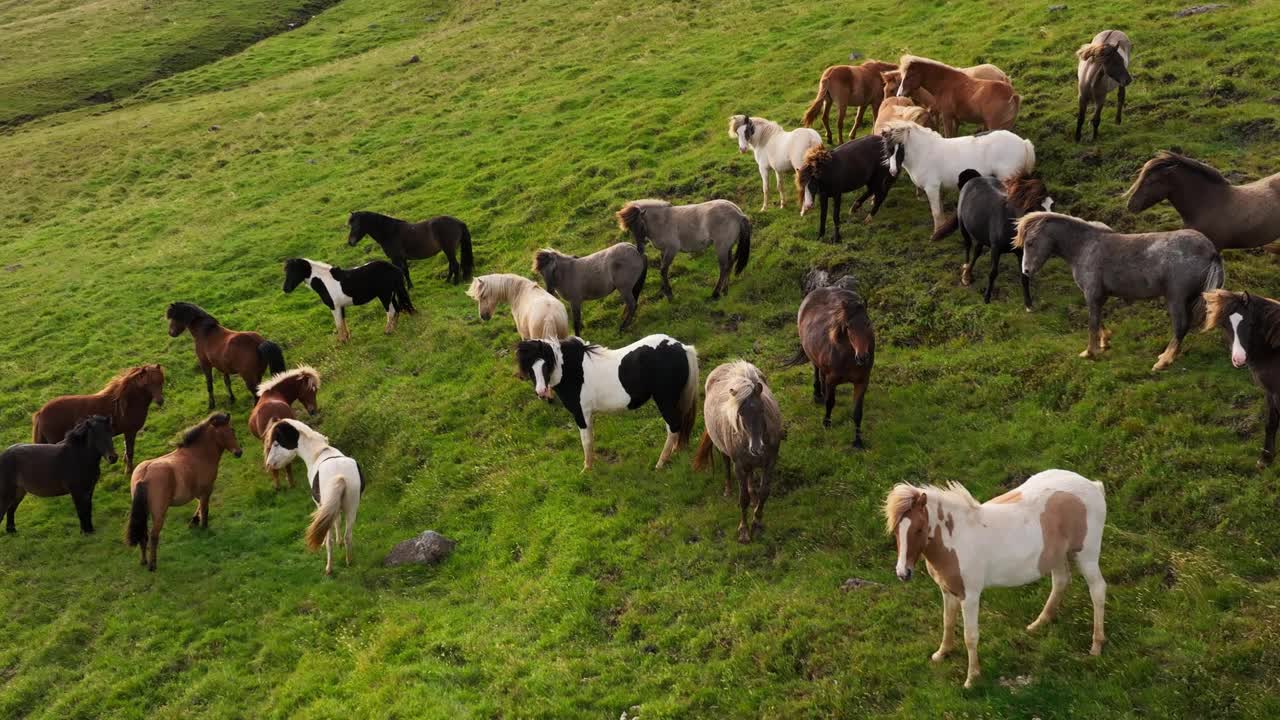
[
  {"xmin": 728, "ymin": 115, "xmax": 822, "ymax": 211},
  {"xmin": 884, "ymin": 469, "xmax": 1107, "ymax": 689},
  {"xmin": 264, "ymin": 419, "xmax": 364, "ymax": 576},
  {"xmin": 879, "ymin": 120, "xmax": 1036, "ymax": 232},
  {"xmin": 466, "ymin": 273, "xmax": 569, "ymax": 340}
]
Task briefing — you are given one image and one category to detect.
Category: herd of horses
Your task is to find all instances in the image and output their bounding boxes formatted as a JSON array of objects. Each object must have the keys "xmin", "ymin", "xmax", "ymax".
[{"xmin": 4, "ymin": 27, "xmax": 1280, "ymax": 689}]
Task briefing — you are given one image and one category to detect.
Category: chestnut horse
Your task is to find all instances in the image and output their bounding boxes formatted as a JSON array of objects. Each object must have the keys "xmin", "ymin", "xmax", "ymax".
[
  {"xmin": 801, "ymin": 60, "xmax": 898, "ymax": 144},
  {"xmin": 794, "ymin": 274, "xmax": 874, "ymax": 447},
  {"xmin": 166, "ymin": 302, "xmax": 286, "ymax": 409},
  {"xmin": 248, "ymin": 366, "xmax": 320, "ymax": 490},
  {"xmin": 895, "ymin": 56, "xmax": 1020, "ymax": 136},
  {"xmin": 31, "ymin": 364, "xmax": 165, "ymax": 473}
]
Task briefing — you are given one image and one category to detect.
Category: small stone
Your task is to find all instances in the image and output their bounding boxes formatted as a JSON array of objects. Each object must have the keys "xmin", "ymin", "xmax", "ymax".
[
  {"xmin": 384, "ymin": 530, "xmax": 456, "ymax": 567},
  {"xmin": 848, "ymin": 51, "xmax": 863, "ymax": 61},
  {"xmin": 1175, "ymin": 4, "xmax": 1226, "ymax": 17},
  {"xmin": 406, "ymin": 55, "xmax": 421, "ymax": 64},
  {"xmin": 1048, "ymin": 4, "xmax": 1067, "ymax": 11},
  {"xmin": 209, "ymin": 125, "xmax": 220, "ymax": 131},
  {"xmin": 3, "ymin": 264, "xmax": 22, "ymax": 272},
  {"xmin": 840, "ymin": 577, "xmax": 881, "ymax": 591}
]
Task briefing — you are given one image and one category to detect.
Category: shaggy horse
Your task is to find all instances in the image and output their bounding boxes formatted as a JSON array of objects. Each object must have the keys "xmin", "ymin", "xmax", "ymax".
[
  {"xmin": 801, "ymin": 60, "xmax": 899, "ymax": 143},
  {"xmin": 794, "ymin": 276, "xmax": 874, "ymax": 447},
  {"xmin": 533, "ymin": 245, "xmax": 647, "ymax": 336},
  {"xmin": 616, "ymin": 199, "xmax": 750, "ymax": 299},
  {"xmin": 1016, "ymin": 212, "xmax": 1224, "ymax": 370},
  {"xmin": 1126, "ymin": 151, "xmax": 1280, "ymax": 250},
  {"xmin": 872, "ymin": 96, "xmax": 936, "ymax": 134},
  {"xmin": 895, "ymin": 55, "xmax": 1020, "ymax": 137},
  {"xmin": 880, "ymin": 64, "xmax": 1010, "ymax": 111},
  {"xmin": 728, "ymin": 114, "xmax": 822, "ymax": 210},
  {"xmin": 466, "ymin": 273, "xmax": 569, "ymax": 340},
  {"xmin": 31, "ymin": 364, "xmax": 164, "ymax": 473},
  {"xmin": 885, "ymin": 470, "xmax": 1108, "ymax": 689},
  {"xmin": 346, "ymin": 211, "xmax": 473, "ymax": 287},
  {"xmin": 283, "ymin": 258, "xmax": 415, "ymax": 342},
  {"xmin": 1, "ymin": 415, "xmax": 117, "ymax": 534},
  {"xmin": 1203, "ymin": 290, "xmax": 1280, "ymax": 468},
  {"xmin": 796, "ymin": 136, "xmax": 897, "ymax": 243},
  {"xmin": 166, "ymin": 302, "xmax": 286, "ymax": 408},
  {"xmin": 248, "ymin": 366, "xmax": 320, "ymax": 491},
  {"xmin": 1075, "ymin": 30, "xmax": 1132, "ymax": 141}
]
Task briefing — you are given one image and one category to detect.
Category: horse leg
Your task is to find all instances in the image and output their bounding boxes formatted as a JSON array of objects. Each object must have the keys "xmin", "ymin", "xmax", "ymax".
[
  {"xmin": 72, "ymin": 487, "xmax": 94, "ymax": 534},
  {"xmin": 722, "ymin": 451, "xmax": 733, "ymax": 497},
  {"xmin": 1028, "ymin": 562, "xmax": 1071, "ymax": 632},
  {"xmin": 850, "ymin": 187, "xmax": 872, "ymax": 216},
  {"xmin": 758, "ymin": 164, "xmax": 770, "ymax": 212},
  {"xmin": 831, "ymin": 192, "xmax": 843, "ymax": 244},
  {"xmin": 774, "ymin": 169, "xmax": 784, "ymax": 208},
  {"xmin": 1076, "ymin": 556, "xmax": 1107, "ymax": 655},
  {"xmin": 443, "ymin": 247, "xmax": 460, "ymax": 285},
  {"xmin": 579, "ymin": 415, "xmax": 594, "ymax": 472},
  {"xmin": 382, "ymin": 294, "xmax": 398, "ymax": 334},
  {"xmin": 660, "ymin": 251, "xmax": 676, "ymax": 300},
  {"xmin": 932, "ymin": 590, "xmax": 960, "ymax": 661},
  {"xmin": 286, "ymin": 461, "xmax": 296, "ymax": 489},
  {"xmin": 1091, "ymin": 94, "xmax": 1105, "ymax": 141},
  {"xmin": 864, "ymin": 181, "xmax": 889, "ymax": 223},
  {"xmin": 397, "ymin": 256, "xmax": 414, "ymax": 289},
  {"xmin": 1261, "ymin": 395, "xmax": 1279, "ymax": 469},
  {"xmin": 812, "ymin": 364, "xmax": 824, "ymax": 404},
  {"xmin": 851, "ymin": 381, "xmax": 868, "ymax": 449},
  {"xmin": 222, "ymin": 372, "xmax": 236, "ymax": 405},
  {"xmin": 736, "ymin": 466, "xmax": 751, "ymax": 543},
  {"xmin": 836, "ymin": 104, "xmax": 848, "ymax": 145},
  {"xmin": 343, "ymin": 503, "xmax": 358, "ymax": 567},
  {"xmin": 983, "ymin": 247, "xmax": 1000, "ymax": 304},
  {"xmin": 148, "ymin": 506, "xmax": 166, "ymax": 572},
  {"xmin": 324, "ymin": 523, "xmax": 334, "ymax": 576},
  {"xmin": 1116, "ymin": 85, "xmax": 1126, "ymax": 125},
  {"xmin": 821, "ymin": 99, "xmax": 833, "ymax": 145},
  {"xmin": 1017, "ymin": 249, "xmax": 1033, "ymax": 311},
  {"xmin": 816, "ymin": 193, "xmax": 829, "ymax": 242},
  {"xmin": 925, "ymin": 185, "xmax": 945, "ymax": 234},
  {"xmin": 202, "ymin": 364, "xmax": 215, "ymax": 410},
  {"xmin": 571, "ymin": 303, "xmax": 583, "ymax": 337},
  {"xmin": 961, "ymin": 594, "xmax": 983, "ymax": 688},
  {"xmin": 190, "ymin": 493, "xmax": 209, "ymax": 529},
  {"xmin": 822, "ymin": 380, "xmax": 837, "ymax": 428},
  {"xmin": 1075, "ymin": 96, "xmax": 1088, "ymax": 142},
  {"xmin": 751, "ymin": 466, "xmax": 770, "ymax": 539},
  {"xmin": 2, "ymin": 486, "xmax": 22, "ymax": 534},
  {"xmin": 332, "ymin": 307, "xmax": 349, "ymax": 343},
  {"xmin": 711, "ymin": 249, "xmax": 731, "ymax": 300},
  {"xmin": 1154, "ymin": 295, "xmax": 1188, "ymax": 371},
  {"xmin": 1080, "ymin": 298, "xmax": 1104, "ymax": 359},
  {"xmin": 618, "ymin": 288, "xmax": 637, "ymax": 331},
  {"xmin": 959, "ymin": 226, "xmax": 974, "ymax": 285},
  {"xmin": 849, "ymin": 104, "xmax": 866, "ymax": 140}
]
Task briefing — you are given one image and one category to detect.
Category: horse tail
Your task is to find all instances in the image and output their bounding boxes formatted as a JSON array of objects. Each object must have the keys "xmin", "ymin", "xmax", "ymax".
[
  {"xmin": 781, "ymin": 345, "xmax": 810, "ymax": 368},
  {"xmin": 31, "ymin": 411, "xmax": 42, "ymax": 443},
  {"xmin": 1192, "ymin": 254, "xmax": 1226, "ymax": 326},
  {"xmin": 1020, "ymin": 135, "xmax": 1035, "ymax": 174},
  {"xmin": 802, "ymin": 72, "xmax": 831, "ymax": 127},
  {"xmin": 632, "ymin": 256, "xmax": 648, "ymax": 301},
  {"xmin": 305, "ymin": 475, "xmax": 345, "ymax": 551},
  {"xmin": 257, "ymin": 341, "xmax": 286, "ymax": 376},
  {"xmin": 734, "ymin": 215, "xmax": 751, "ymax": 275},
  {"xmin": 1006, "ymin": 93, "xmax": 1022, "ymax": 130},
  {"xmin": 458, "ymin": 223, "xmax": 474, "ymax": 281},
  {"xmin": 676, "ymin": 345, "xmax": 700, "ymax": 450},
  {"xmin": 931, "ymin": 213, "xmax": 960, "ymax": 242},
  {"xmin": 393, "ymin": 272, "xmax": 416, "ymax": 314},
  {"xmin": 125, "ymin": 481, "xmax": 149, "ymax": 547},
  {"xmin": 692, "ymin": 431, "xmax": 715, "ymax": 472}
]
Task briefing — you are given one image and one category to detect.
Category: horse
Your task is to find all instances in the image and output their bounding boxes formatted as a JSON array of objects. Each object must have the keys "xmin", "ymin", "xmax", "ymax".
[
  {"xmin": 692, "ymin": 361, "xmax": 783, "ymax": 543},
  {"xmin": 801, "ymin": 60, "xmax": 899, "ymax": 144},
  {"xmin": 346, "ymin": 211, "xmax": 473, "ymax": 287},
  {"xmin": 125, "ymin": 412, "xmax": 242, "ymax": 572},
  {"xmin": 466, "ymin": 273, "xmax": 569, "ymax": 340},
  {"xmin": 616, "ymin": 199, "xmax": 751, "ymax": 300},
  {"xmin": 872, "ymin": 96, "xmax": 936, "ymax": 134},
  {"xmin": 1015, "ymin": 212, "xmax": 1224, "ymax": 370},
  {"xmin": 895, "ymin": 55, "xmax": 1020, "ymax": 137},
  {"xmin": 264, "ymin": 419, "xmax": 365, "ymax": 576},
  {"xmin": 880, "ymin": 64, "xmax": 1010, "ymax": 109},
  {"xmin": 1, "ymin": 415, "xmax": 116, "ymax": 534},
  {"xmin": 880, "ymin": 121, "xmax": 1036, "ymax": 233},
  {"xmin": 515, "ymin": 335, "xmax": 699, "ymax": 471},
  {"xmin": 1126, "ymin": 151, "xmax": 1280, "ymax": 250},
  {"xmin": 794, "ymin": 275, "xmax": 874, "ymax": 447},
  {"xmin": 796, "ymin": 136, "xmax": 897, "ymax": 243},
  {"xmin": 248, "ymin": 366, "xmax": 320, "ymax": 491},
  {"xmin": 933, "ymin": 170, "xmax": 1054, "ymax": 309},
  {"xmin": 282, "ymin": 258, "xmax": 415, "ymax": 342},
  {"xmin": 728, "ymin": 115, "xmax": 822, "ymax": 210},
  {"xmin": 533, "ymin": 245, "xmax": 647, "ymax": 336},
  {"xmin": 1203, "ymin": 290, "xmax": 1280, "ymax": 468},
  {"xmin": 31, "ymin": 364, "xmax": 164, "ymax": 473},
  {"xmin": 166, "ymin": 302, "xmax": 286, "ymax": 409},
  {"xmin": 1075, "ymin": 30, "xmax": 1132, "ymax": 141},
  {"xmin": 884, "ymin": 470, "xmax": 1108, "ymax": 689}
]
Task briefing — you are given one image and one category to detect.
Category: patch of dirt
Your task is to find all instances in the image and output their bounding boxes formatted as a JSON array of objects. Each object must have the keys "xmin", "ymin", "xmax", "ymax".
[{"xmin": 1221, "ymin": 118, "xmax": 1280, "ymax": 143}]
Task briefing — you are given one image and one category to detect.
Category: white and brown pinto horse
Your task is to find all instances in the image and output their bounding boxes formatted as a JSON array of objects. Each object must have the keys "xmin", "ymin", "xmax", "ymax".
[
  {"xmin": 885, "ymin": 470, "xmax": 1108, "ymax": 689},
  {"xmin": 728, "ymin": 115, "xmax": 822, "ymax": 211},
  {"xmin": 466, "ymin": 273, "xmax": 569, "ymax": 340}
]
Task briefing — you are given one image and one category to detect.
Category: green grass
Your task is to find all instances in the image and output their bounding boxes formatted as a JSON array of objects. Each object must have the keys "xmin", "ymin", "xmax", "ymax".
[{"xmin": 2, "ymin": 0, "xmax": 1280, "ymax": 717}]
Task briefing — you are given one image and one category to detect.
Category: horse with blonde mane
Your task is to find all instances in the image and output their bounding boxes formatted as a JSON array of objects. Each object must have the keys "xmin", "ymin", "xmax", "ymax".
[
  {"xmin": 728, "ymin": 114, "xmax": 822, "ymax": 211},
  {"xmin": 872, "ymin": 96, "xmax": 936, "ymax": 134},
  {"xmin": 896, "ymin": 55, "xmax": 1020, "ymax": 137},
  {"xmin": 1075, "ymin": 30, "xmax": 1132, "ymax": 141},
  {"xmin": 31, "ymin": 364, "xmax": 165, "ymax": 473},
  {"xmin": 466, "ymin": 273, "xmax": 569, "ymax": 340},
  {"xmin": 1203, "ymin": 290, "xmax": 1280, "ymax": 468},
  {"xmin": 248, "ymin": 366, "xmax": 321, "ymax": 491}
]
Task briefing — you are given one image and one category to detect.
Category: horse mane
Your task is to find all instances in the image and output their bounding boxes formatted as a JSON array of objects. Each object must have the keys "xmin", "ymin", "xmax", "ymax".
[
  {"xmin": 283, "ymin": 418, "xmax": 329, "ymax": 446},
  {"xmin": 1014, "ymin": 211, "xmax": 1111, "ymax": 248},
  {"xmin": 1202, "ymin": 290, "xmax": 1280, "ymax": 347},
  {"xmin": 615, "ymin": 199, "xmax": 670, "ymax": 231},
  {"xmin": 825, "ymin": 291, "xmax": 868, "ymax": 346},
  {"xmin": 884, "ymin": 481, "xmax": 980, "ymax": 532},
  {"xmin": 795, "ymin": 145, "xmax": 832, "ymax": 198},
  {"xmin": 1076, "ymin": 42, "xmax": 1119, "ymax": 62},
  {"xmin": 350, "ymin": 210, "xmax": 404, "ymax": 231},
  {"xmin": 100, "ymin": 366, "xmax": 152, "ymax": 399},
  {"xmin": 1003, "ymin": 174, "xmax": 1050, "ymax": 213},
  {"xmin": 467, "ymin": 273, "xmax": 531, "ymax": 302},
  {"xmin": 64, "ymin": 415, "xmax": 107, "ymax": 445},
  {"xmin": 257, "ymin": 365, "xmax": 320, "ymax": 396},
  {"xmin": 533, "ymin": 248, "xmax": 572, "ymax": 273},
  {"xmin": 167, "ymin": 302, "xmax": 218, "ymax": 331},
  {"xmin": 1126, "ymin": 151, "xmax": 1228, "ymax": 197},
  {"xmin": 899, "ymin": 54, "xmax": 958, "ymax": 76},
  {"xmin": 880, "ymin": 119, "xmax": 937, "ymax": 147},
  {"xmin": 178, "ymin": 412, "xmax": 230, "ymax": 447}
]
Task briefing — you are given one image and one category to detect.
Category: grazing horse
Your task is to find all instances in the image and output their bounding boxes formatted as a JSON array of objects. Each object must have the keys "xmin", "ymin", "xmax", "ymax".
[
  {"xmin": 126, "ymin": 412, "xmax": 242, "ymax": 572},
  {"xmin": 1016, "ymin": 212, "xmax": 1224, "ymax": 370},
  {"xmin": 801, "ymin": 60, "xmax": 899, "ymax": 143},
  {"xmin": 466, "ymin": 273, "xmax": 569, "ymax": 340},
  {"xmin": 283, "ymin": 258, "xmax": 415, "ymax": 342},
  {"xmin": 728, "ymin": 114, "xmax": 822, "ymax": 210},
  {"xmin": 166, "ymin": 302, "xmax": 286, "ymax": 408},
  {"xmin": 31, "ymin": 364, "xmax": 165, "ymax": 473},
  {"xmin": 515, "ymin": 335, "xmax": 699, "ymax": 471},
  {"xmin": 248, "ymin": 366, "xmax": 320, "ymax": 491},
  {"xmin": 616, "ymin": 199, "xmax": 751, "ymax": 300},
  {"xmin": 896, "ymin": 55, "xmax": 1020, "ymax": 137},
  {"xmin": 264, "ymin": 419, "xmax": 365, "ymax": 576},
  {"xmin": 1075, "ymin": 30, "xmax": 1132, "ymax": 141},
  {"xmin": 795, "ymin": 275, "xmax": 874, "ymax": 447},
  {"xmin": 1203, "ymin": 290, "xmax": 1280, "ymax": 468},
  {"xmin": 533, "ymin": 245, "xmax": 647, "ymax": 336},
  {"xmin": 1126, "ymin": 151, "xmax": 1280, "ymax": 250},
  {"xmin": 796, "ymin": 136, "xmax": 897, "ymax": 243},
  {"xmin": 880, "ymin": 121, "xmax": 1036, "ymax": 233},
  {"xmin": 872, "ymin": 96, "xmax": 937, "ymax": 134},
  {"xmin": 346, "ymin": 211, "xmax": 473, "ymax": 287},
  {"xmin": 1, "ymin": 415, "xmax": 117, "ymax": 534},
  {"xmin": 881, "ymin": 64, "xmax": 1010, "ymax": 110},
  {"xmin": 692, "ymin": 361, "xmax": 783, "ymax": 543},
  {"xmin": 885, "ymin": 470, "xmax": 1108, "ymax": 689}
]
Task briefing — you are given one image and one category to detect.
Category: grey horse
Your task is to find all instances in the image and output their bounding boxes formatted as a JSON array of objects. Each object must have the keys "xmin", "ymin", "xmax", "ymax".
[
  {"xmin": 533, "ymin": 244, "xmax": 647, "ymax": 336},
  {"xmin": 616, "ymin": 199, "xmax": 750, "ymax": 300}
]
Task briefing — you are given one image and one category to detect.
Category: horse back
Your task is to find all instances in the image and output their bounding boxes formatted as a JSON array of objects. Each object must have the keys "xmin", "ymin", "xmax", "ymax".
[
  {"xmin": 33, "ymin": 393, "xmax": 110, "ymax": 443},
  {"xmin": 0, "ymin": 443, "xmax": 75, "ymax": 497},
  {"xmin": 249, "ymin": 397, "xmax": 294, "ymax": 438},
  {"xmin": 404, "ymin": 215, "xmax": 467, "ymax": 258}
]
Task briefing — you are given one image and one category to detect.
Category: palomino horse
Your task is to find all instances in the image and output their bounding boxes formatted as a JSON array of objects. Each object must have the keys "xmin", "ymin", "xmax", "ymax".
[
  {"xmin": 796, "ymin": 136, "xmax": 898, "ymax": 243},
  {"xmin": 515, "ymin": 335, "xmax": 699, "ymax": 471},
  {"xmin": 126, "ymin": 412, "xmax": 242, "ymax": 571},
  {"xmin": 801, "ymin": 60, "xmax": 898, "ymax": 143},
  {"xmin": 1075, "ymin": 30, "xmax": 1132, "ymax": 141},
  {"xmin": 692, "ymin": 361, "xmax": 783, "ymax": 543},
  {"xmin": 31, "ymin": 364, "xmax": 164, "ymax": 473},
  {"xmin": 166, "ymin": 302, "xmax": 286, "ymax": 409},
  {"xmin": 885, "ymin": 470, "xmax": 1108, "ymax": 689},
  {"xmin": 1126, "ymin": 151, "xmax": 1280, "ymax": 250},
  {"xmin": 248, "ymin": 366, "xmax": 320, "ymax": 490},
  {"xmin": 794, "ymin": 273, "xmax": 874, "ymax": 447},
  {"xmin": 1203, "ymin": 290, "xmax": 1280, "ymax": 468},
  {"xmin": 347, "ymin": 211, "xmax": 473, "ymax": 287},
  {"xmin": 872, "ymin": 96, "xmax": 936, "ymax": 134},
  {"xmin": 283, "ymin": 258, "xmax": 415, "ymax": 342},
  {"xmin": 533, "ymin": 245, "xmax": 647, "ymax": 336},
  {"xmin": 896, "ymin": 55, "xmax": 1020, "ymax": 137},
  {"xmin": 466, "ymin": 273, "xmax": 569, "ymax": 340},
  {"xmin": 1016, "ymin": 212, "xmax": 1224, "ymax": 370},
  {"xmin": 616, "ymin": 199, "xmax": 750, "ymax": 299},
  {"xmin": 728, "ymin": 115, "xmax": 822, "ymax": 210},
  {"xmin": 1, "ymin": 415, "xmax": 116, "ymax": 534}
]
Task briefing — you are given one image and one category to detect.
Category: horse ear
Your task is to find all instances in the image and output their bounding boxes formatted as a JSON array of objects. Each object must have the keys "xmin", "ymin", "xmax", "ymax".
[
  {"xmin": 752, "ymin": 381, "xmax": 763, "ymax": 397},
  {"xmin": 729, "ymin": 386, "xmax": 738, "ymax": 397},
  {"xmin": 914, "ymin": 492, "xmax": 928, "ymax": 507},
  {"xmin": 1243, "ymin": 292, "xmax": 1252, "ymax": 305}
]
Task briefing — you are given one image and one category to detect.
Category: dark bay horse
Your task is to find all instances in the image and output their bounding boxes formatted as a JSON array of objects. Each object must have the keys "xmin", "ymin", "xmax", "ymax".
[
  {"xmin": 533, "ymin": 245, "xmax": 647, "ymax": 336},
  {"xmin": 1204, "ymin": 290, "xmax": 1280, "ymax": 468},
  {"xmin": 1, "ymin": 415, "xmax": 117, "ymax": 534},
  {"xmin": 1075, "ymin": 30, "xmax": 1132, "ymax": 141},
  {"xmin": 347, "ymin": 211, "xmax": 473, "ymax": 287},
  {"xmin": 794, "ymin": 274, "xmax": 875, "ymax": 447},
  {"xmin": 31, "ymin": 364, "xmax": 165, "ymax": 473},
  {"xmin": 616, "ymin": 199, "xmax": 750, "ymax": 300},
  {"xmin": 796, "ymin": 136, "xmax": 897, "ymax": 243},
  {"xmin": 167, "ymin": 302, "xmax": 286, "ymax": 408},
  {"xmin": 248, "ymin": 366, "xmax": 320, "ymax": 490}
]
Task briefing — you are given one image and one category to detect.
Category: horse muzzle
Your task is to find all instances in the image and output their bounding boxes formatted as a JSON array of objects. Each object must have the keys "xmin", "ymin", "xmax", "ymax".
[
  {"xmin": 107, "ymin": 453, "xmax": 119, "ymax": 464},
  {"xmin": 1232, "ymin": 353, "xmax": 1248, "ymax": 369},
  {"xmin": 307, "ymin": 406, "xmax": 319, "ymax": 417},
  {"xmin": 232, "ymin": 449, "xmax": 243, "ymax": 458},
  {"xmin": 346, "ymin": 235, "xmax": 359, "ymax": 247},
  {"xmin": 153, "ymin": 397, "xmax": 165, "ymax": 409},
  {"xmin": 896, "ymin": 567, "xmax": 912, "ymax": 582},
  {"xmin": 480, "ymin": 311, "xmax": 492, "ymax": 321},
  {"xmin": 537, "ymin": 388, "xmax": 555, "ymax": 401}
]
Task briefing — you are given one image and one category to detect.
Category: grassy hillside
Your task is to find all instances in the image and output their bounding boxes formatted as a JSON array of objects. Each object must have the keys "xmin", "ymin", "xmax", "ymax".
[{"xmin": 2, "ymin": 0, "xmax": 1279, "ymax": 717}]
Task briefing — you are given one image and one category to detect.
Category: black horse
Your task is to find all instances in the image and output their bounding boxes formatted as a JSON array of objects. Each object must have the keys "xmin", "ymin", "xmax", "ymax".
[
  {"xmin": 795, "ymin": 135, "xmax": 897, "ymax": 243},
  {"xmin": 346, "ymin": 211, "xmax": 473, "ymax": 287},
  {"xmin": 1204, "ymin": 290, "xmax": 1280, "ymax": 469},
  {"xmin": 0, "ymin": 415, "xmax": 117, "ymax": 534}
]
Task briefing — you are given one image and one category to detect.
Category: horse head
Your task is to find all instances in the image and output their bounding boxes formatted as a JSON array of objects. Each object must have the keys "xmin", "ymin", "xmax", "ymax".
[
  {"xmin": 68, "ymin": 415, "xmax": 118, "ymax": 464},
  {"xmin": 466, "ymin": 277, "xmax": 496, "ymax": 320},
  {"xmin": 515, "ymin": 339, "xmax": 560, "ymax": 401},
  {"xmin": 885, "ymin": 485, "xmax": 931, "ymax": 582},
  {"xmin": 346, "ymin": 211, "xmax": 371, "ymax": 246},
  {"xmin": 142, "ymin": 364, "xmax": 166, "ymax": 409},
  {"xmin": 731, "ymin": 380, "xmax": 769, "ymax": 457},
  {"xmin": 264, "ymin": 419, "xmax": 301, "ymax": 469},
  {"xmin": 283, "ymin": 259, "xmax": 312, "ymax": 293}
]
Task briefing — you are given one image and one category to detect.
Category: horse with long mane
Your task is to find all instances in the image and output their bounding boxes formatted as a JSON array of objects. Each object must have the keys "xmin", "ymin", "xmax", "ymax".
[
  {"xmin": 796, "ymin": 136, "xmax": 897, "ymax": 243},
  {"xmin": 884, "ymin": 470, "xmax": 1108, "ymax": 689},
  {"xmin": 283, "ymin": 258, "xmax": 415, "ymax": 342},
  {"xmin": 346, "ymin": 210, "xmax": 473, "ymax": 287},
  {"xmin": 515, "ymin": 335, "xmax": 699, "ymax": 471},
  {"xmin": 794, "ymin": 274, "xmax": 874, "ymax": 447},
  {"xmin": 616, "ymin": 199, "xmax": 750, "ymax": 300},
  {"xmin": 248, "ymin": 366, "xmax": 320, "ymax": 491},
  {"xmin": 1015, "ymin": 212, "xmax": 1224, "ymax": 370},
  {"xmin": 692, "ymin": 361, "xmax": 783, "ymax": 543},
  {"xmin": 126, "ymin": 412, "xmax": 242, "ymax": 571},
  {"xmin": 1203, "ymin": 290, "xmax": 1280, "ymax": 468},
  {"xmin": 895, "ymin": 55, "xmax": 1020, "ymax": 137},
  {"xmin": 728, "ymin": 114, "xmax": 822, "ymax": 211},
  {"xmin": 166, "ymin": 302, "xmax": 286, "ymax": 408},
  {"xmin": 872, "ymin": 96, "xmax": 936, "ymax": 134},
  {"xmin": 1, "ymin": 415, "xmax": 116, "ymax": 534},
  {"xmin": 1075, "ymin": 30, "xmax": 1132, "ymax": 141},
  {"xmin": 533, "ymin": 245, "xmax": 647, "ymax": 336},
  {"xmin": 31, "ymin": 364, "xmax": 164, "ymax": 473},
  {"xmin": 801, "ymin": 60, "xmax": 898, "ymax": 143},
  {"xmin": 466, "ymin": 273, "xmax": 569, "ymax": 340},
  {"xmin": 1126, "ymin": 151, "xmax": 1280, "ymax": 250}
]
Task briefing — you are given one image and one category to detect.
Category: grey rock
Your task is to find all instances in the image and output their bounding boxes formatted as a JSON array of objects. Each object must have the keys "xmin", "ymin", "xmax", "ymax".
[
  {"xmin": 384, "ymin": 530, "xmax": 455, "ymax": 567},
  {"xmin": 1048, "ymin": 4, "xmax": 1067, "ymax": 11},
  {"xmin": 848, "ymin": 51, "xmax": 863, "ymax": 61},
  {"xmin": 840, "ymin": 577, "xmax": 881, "ymax": 591},
  {"xmin": 1175, "ymin": 4, "xmax": 1226, "ymax": 17}
]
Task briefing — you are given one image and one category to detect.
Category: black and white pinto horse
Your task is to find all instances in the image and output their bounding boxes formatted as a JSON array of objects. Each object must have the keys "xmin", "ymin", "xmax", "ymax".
[
  {"xmin": 283, "ymin": 258, "xmax": 414, "ymax": 342},
  {"xmin": 515, "ymin": 335, "xmax": 700, "ymax": 471}
]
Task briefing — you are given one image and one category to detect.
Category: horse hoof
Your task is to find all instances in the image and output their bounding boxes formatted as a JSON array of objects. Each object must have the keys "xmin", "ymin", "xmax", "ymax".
[
  {"xmin": 822, "ymin": 419, "xmax": 832, "ymax": 429},
  {"xmin": 1024, "ymin": 306, "xmax": 1033, "ymax": 313},
  {"xmin": 863, "ymin": 214, "xmax": 874, "ymax": 225},
  {"xmin": 930, "ymin": 651, "xmax": 947, "ymax": 663},
  {"xmin": 852, "ymin": 438, "xmax": 865, "ymax": 450},
  {"xmin": 737, "ymin": 533, "xmax": 751, "ymax": 544},
  {"xmin": 964, "ymin": 676, "xmax": 978, "ymax": 690},
  {"xmin": 5, "ymin": 528, "xmax": 15, "ymax": 534},
  {"xmin": 1078, "ymin": 350, "xmax": 1098, "ymax": 360},
  {"xmin": 1090, "ymin": 643, "xmax": 1104, "ymax": 656}
]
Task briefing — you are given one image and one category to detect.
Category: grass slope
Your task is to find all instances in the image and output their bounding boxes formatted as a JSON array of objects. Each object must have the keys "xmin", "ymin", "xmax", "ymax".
[{"xmin": 2, "ymin": 0, "xmax": 1280, "ymax": 717}]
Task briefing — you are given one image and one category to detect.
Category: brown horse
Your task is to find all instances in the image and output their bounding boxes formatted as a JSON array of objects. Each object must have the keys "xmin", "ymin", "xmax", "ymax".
[
  {"xmin": 347, "ymin": 211, "xmax": 473, "ymax": 287},
  {"xmin": 873, "ymin": 96, "xmax": 937, "ymax": 133},
  {"xmin": 895, "ymin": 56, "xmax": 1020, "ymax": 136},
  {"xmin": 248, "ymin": 366, "xmax": 320, "ymax": 490},
  {"xmin": 801, "ymin": 60, "xmax": 899, "ymax": 144},
  {"xmin": 1075, "ymin": 30, "xmax": 1132, "ymax": 141},
  {"xmin": 166, "ymin": 302, "xmax": 286, "ymax": 409},
  {"xmin": 125, "ymin": 412, "xmax": 242, "ymax": 572},
  {"xmin": 794, "ymin": 273, "xmax": 875, "ymax": 447},
  {"xmin": 1204, "ymin": 290, "xmax": 1280, "ymax": 468},
  {"xmin": 31, "ymin": 364, "xmax": 165, "ymax": 473}
]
